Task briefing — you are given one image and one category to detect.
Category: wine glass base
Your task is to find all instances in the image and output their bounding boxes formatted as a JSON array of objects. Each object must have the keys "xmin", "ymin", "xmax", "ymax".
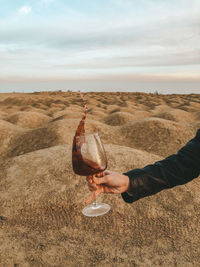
[{"xmin": 82, "ymin": 203, "xmax": 110, "ymax": 217}]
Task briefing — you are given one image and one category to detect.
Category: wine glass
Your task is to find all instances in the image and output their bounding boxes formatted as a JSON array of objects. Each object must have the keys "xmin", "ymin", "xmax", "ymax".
[{"xmin": 72, "ymin": 132, "xmax": 110, "ymax": 217}]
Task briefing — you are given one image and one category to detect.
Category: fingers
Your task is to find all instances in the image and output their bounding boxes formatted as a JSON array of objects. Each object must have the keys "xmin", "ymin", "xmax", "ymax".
[
  {"xmin": 86, "ymin": 175, "xmax": 96, "ymax": 191},
  {"xmin": 94, "ymin": 172, "xmax": 102, "ymax": 178},
  {"xmin": 86, "ymin": 173, "xmax": 108, "ymax": 188},
  {"xmin": 88, "ymin": 183, "xmax": 97, "ymax": 191},
  {"xmin": 85, "ymin": 188, "xmax": 102, "ymax": 205},
  {"xmin": 93, "ymin": 176, "xmax": 109, "ymax": 185},
  {"xmin": 94, "ymin": 171, "xmax": 106, "ymax": 178},
  {"xmin": 86, "ymin": 176, "xmax": 93, "ymax": 184},
  {"xmin": 86, "ymin": 173, "xmax": 104, "ymax": 184},
  {"xmin": 103, "ymin": 170, "xmax": 113, "ymax": 176}
]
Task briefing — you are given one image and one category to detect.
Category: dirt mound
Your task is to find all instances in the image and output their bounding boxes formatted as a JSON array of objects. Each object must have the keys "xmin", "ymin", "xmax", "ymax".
[
  {"xmin": 152, "ymin": 104, "xmax": 171, "ymax": 113},
  {"xmin": 51, "ymin": 110, "xmax": 99, "ymax": 122},
  {"xmin": 132, "ymin": 110, "xmax": 151, "ymax": 119},
  {"xmin": 153, "ymin": 108, "xmax": 193, "ymax": 124},
  {"xmin": 1, "ymin": 95, "xmax": 69, "ymax": 108},
  {"xmin": 103, "ymin": 112, "xmax": 136, "ymax": 126},
  {"xmin": 192, "ymin": 112, "xmax": 200, "ymax": 131},
  {"xmin": 19, "ymin": 105, "xmax": 49, "ymax": 114},
  {"xmin": 7, "ymin": 119, "xmax": 114, "ymax": 157},
  {"xmin": 0, "ymin": 144, "xmax": 160, "ymax": 266},
  {"xmin": 5, "ymin": 111, "xmax": 50, "ymax": 128},
  {"xmin": 51, "ymin": 113, "xmax": 82, "ymax": 122},
  {"xmin": 0, "ymin": 111, "xmax": 6, "ymax": 120},
  {"xmin": 7, "ymin": 119, "xmax": 74, "ymax": 157},
  {"xmin": 103, "ymin": 110, "xmax": 151, "ymax": 126},
  {"xmin": 1, "ymin": 144, "xmax": 200, "ymax": 266},
  {"xmin": 85, "ymin": 107, "xmax": 107, "ymax": 119},
  {"xmin": 120, "ymin": 118, "xmax": 194, "ymax": 156},
  {"xmin": 194, "ymin": 111, "xmax": 200, "ymax": 121},
  {"xmin": 0, "ymin": 120, "xmax": 24, "ymax": 160}
]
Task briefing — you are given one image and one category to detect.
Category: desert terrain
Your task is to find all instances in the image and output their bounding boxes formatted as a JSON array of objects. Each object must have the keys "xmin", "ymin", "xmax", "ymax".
[{"xmin": 0, "ymin": 91, "xmax": 200, "ymax": 267}]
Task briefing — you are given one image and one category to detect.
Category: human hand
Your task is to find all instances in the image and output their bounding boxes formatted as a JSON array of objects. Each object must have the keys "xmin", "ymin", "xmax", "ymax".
[{"xmin": 85, "ymin": 170, "xmax": 130, "ymax": 204}]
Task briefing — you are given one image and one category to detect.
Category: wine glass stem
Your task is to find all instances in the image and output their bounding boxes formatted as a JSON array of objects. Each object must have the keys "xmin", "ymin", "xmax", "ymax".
[{"xmin": 92, "ymin": 174, "xmax": 99, "ymax": 207}]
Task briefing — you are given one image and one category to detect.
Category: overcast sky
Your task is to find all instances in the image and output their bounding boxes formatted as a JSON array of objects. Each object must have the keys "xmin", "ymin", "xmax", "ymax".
[{"xmin": 0, "ymin": 0, "xmax": 200, "ymax": 93}]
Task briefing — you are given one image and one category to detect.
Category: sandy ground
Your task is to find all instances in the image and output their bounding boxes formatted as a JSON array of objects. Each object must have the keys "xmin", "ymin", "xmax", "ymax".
[{"xmin": 0, "ymin": 91, "xmax": 200, "ymax": 267}]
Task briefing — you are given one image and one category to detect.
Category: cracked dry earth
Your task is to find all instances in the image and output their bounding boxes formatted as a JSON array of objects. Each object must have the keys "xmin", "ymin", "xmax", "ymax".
[{"xmin": 0, "ymin": 91, "xmax": 200, "ymax": 266}]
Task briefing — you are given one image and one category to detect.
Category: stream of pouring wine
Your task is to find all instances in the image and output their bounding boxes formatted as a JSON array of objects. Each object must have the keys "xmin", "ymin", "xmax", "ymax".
[{"xmin": 75, "ymin": 90, "xmax": 88, "ymax": 137}]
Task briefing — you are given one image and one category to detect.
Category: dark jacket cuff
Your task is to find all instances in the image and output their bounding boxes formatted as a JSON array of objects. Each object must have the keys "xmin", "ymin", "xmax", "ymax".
[
  {"xmin": 121, "ymin": 169, "xmax": 169, "ymax": 203},
  {"xmin": 121, "ymin": 169, "xmax": 146, "ymax": 203}
]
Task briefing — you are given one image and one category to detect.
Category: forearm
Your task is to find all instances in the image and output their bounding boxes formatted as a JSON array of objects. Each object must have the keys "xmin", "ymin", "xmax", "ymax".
[{"xmin": 122, "ymin": 129, "xmax": 200, "ymax": 203}]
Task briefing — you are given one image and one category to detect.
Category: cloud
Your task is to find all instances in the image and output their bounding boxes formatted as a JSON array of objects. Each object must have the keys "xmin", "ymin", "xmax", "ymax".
[
  {"xmin": 0, "ymin": 0, "xmax": 199, "ymax": 91},
  {"xmin": 18, "ymin": 5, "xmax": 32, "ymax": 15},
  {"xmin": 40, "ymin": 0, "xmax": 55, "ymax": 4}
]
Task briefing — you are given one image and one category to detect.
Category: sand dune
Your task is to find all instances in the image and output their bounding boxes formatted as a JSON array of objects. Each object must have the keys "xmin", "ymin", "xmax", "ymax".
[
  {"xmin": 0, "ymin": 111, "xmax": 6, "ymax": 120},
  {"xmin": 120, "ymin": 117, "xmax": 194, "ymax": 156},
  {"xmin": 5, "ymin": 111, "xmax": 51, "ymax": 129},
  {"xmin": 103, "ymin": 112, "xmax": 135, "ymax": 126},
  {"xmin": 152, "ymin": 107, "xmax": 194, "ymax": 124},
  {"xmin": 194, "ymin": 111, "xmax": 200, "ymax": 121},
  {"xmin": 6, "ymin": 118, "xmax": 114, "ymax": 157},
  {"xmin": 51, "ymin": 111, "xmax": 83, "ymax": 121},
  {"xmin": 103, "ymin": 111, "xmax": 150, "ymax": 126},
  {"xmin": 0, "ymin": 91, "xmax": 200, "ymax": 266},
  {"xmin": 0, "ymin": 119, "xmax": 25, "ymax": 159}
]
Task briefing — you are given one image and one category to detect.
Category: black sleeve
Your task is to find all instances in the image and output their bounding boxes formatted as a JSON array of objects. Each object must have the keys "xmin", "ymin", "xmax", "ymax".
[{"xmin": 122, "ymin": 128, "xmax": 200, "ymax": 203}]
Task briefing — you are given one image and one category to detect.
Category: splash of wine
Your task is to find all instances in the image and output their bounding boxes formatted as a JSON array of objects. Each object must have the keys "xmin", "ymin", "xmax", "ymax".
[
  {"xmin": 72, "ymin": 91, "xmax": 105, "ymax": 176},
  {"xmin": 74, "ymin": 91, "xmax": 88, "ymax": 137}
]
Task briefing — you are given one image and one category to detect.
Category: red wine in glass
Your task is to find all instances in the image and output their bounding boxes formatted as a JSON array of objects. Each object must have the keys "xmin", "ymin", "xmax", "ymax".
[
  {"xmin": 72, "ymin": 92, "xmax": 110, "ymax": 216},
  {"xmin": 73, "ymin": 133, "xmax": 107, "ymax": 175}
]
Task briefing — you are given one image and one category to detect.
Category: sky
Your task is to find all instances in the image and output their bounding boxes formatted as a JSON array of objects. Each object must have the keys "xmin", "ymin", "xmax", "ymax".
[{"xmin": 0, "ymin": 0, "xmax": 200, "ymax": 93}]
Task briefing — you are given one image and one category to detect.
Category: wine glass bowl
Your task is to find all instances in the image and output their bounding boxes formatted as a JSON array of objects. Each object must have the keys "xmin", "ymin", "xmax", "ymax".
[
  {"xmin": 72, "ymin": 133, "xmax": 107, "ymax": 176},
  {"xmin": 72, "ymin": 132, "xmax": 110, "ymax": 217}
]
